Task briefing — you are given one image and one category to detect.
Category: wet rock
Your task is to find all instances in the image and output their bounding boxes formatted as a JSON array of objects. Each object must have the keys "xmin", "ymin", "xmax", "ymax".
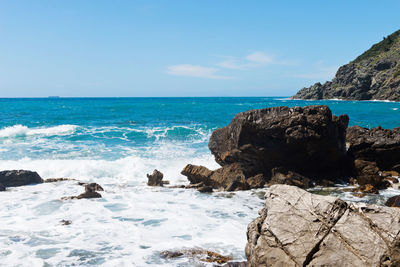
[
  {"xmin": 44, "ymin": 178, "xmax": 73, "ymax": 183},
  {"xmin": 197, "ymin": 185, "xmax": 213, "ymax": 193},
  {"xmin": 160, "ymin": 248, "xmax": 232, "ymax": 264},
  {"xmin": 147, "ymin": 169, "xmax": 164, "ymax": 186},
  {"xmin": 84, "ymin": 183, "xmax": 104, "ymax": 192},
  {"xmin": 181, "ymin": 163, "xmax": 261, "ymax": 191},
  {"xmin": 382, "ymin": 170, "xmax": 400, "ymax": 177},
  {"xmin": 0, "ymin": 183, "xmax": 5, "ymax": 191},
  {"xmin": 386, "ymin": 195, "xmax": 400, "ymax": 208},
  {"xmin": 246, "ymin": 184, "xmax": 400, "ymax": 266},
  {"xmin": 62, "ymin": 182, "xmax": 103, "ymax": 200},
  {"xmin": 60, "ymin": 219, "xmax": 72, "ymax": 225},
  {"xmin": 208, "ymin": 105, "xmax": 351, "ymax": 183},
  {"xmin": 0, "ymin": 170, "xmax": 43, "ymax": 187},
  {"xmin": 347, "ymin": 126, "xmax": 400, "ymax": 172},
  {"xmin": 268, "ymin": 167, "xmax": 313, "ymax": 189},
  {"xmin": 222, "ymin": 262, "xmax": 247, "ymax": 267}
]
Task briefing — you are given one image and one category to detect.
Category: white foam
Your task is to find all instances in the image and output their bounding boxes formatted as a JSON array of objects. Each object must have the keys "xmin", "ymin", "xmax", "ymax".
[
  {"xmin": 0, "ymin": 154, "xmax": 261, "ymax": 266},
  {"xmin": 0, "ymin": 124, "xmax": 78, "ymax": 138}
]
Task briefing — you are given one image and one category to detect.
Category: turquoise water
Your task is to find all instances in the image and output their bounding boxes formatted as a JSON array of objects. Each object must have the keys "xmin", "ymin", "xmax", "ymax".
[
  {"xmin": 0, "ymin": 97, "xmax": 399, "ymax": 160},
  {"xmin": 0, "ymin": 97, "xmax": 399, "ymax": 266}
]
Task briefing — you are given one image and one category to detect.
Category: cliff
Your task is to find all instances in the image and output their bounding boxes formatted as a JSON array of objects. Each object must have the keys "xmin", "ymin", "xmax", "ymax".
[{"xmin": 293, "ymin": 29, "xmax": 400, "ymax": 101}]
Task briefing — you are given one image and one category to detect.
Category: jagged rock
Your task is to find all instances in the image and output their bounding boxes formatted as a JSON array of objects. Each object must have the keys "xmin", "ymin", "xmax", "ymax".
[
  {"xmin": 0, "ymin": 170, "xmax": 43, "ymax": 187},
  {"xmin": 268, "ymin": 167, "xmax": 313, "ymax": 189},
  {"xmin": 84, "ymin": 183, "xmax": 104, "ymax": 192},
  {"xmin": 347, "ymin": 126, "xmax": 400, "ymax": 172},
  {"xmin": 208, "ymin": 105, "xmax": 351, "ymax": 182},
  {"xmin": 246, "ymin": 184, "xmax": 400, "ymax": 266},
  {"xmin": 386, "ymin": 195, "xmax": 400, "ymax": 208},
  {"xmin": 147, "ymin": 169, "xmax": 164, "ymax": 186},
  {"xmin": 62, "ymin": 182, "xmax": 103, "ymax": 200},
  {"xmin": 293, "ymin": 29, "xmax": 400, "ymax": 101},
  {"xmin": 60, "ymin": 219, "xmax": 72, "ymax": 225},
  {"xmin": 0, "ymin": 183, "xmax": 5, "ymax": 191},
  {"xmin": 181, "ymin": 163, "xmax": 262, "ymax": 191},
  {"xmin": 160, "ymin": 248, "xmax": 232, "ymax": 264},
  {"xmin": 246, "ymin": 174, "xmax": 265, "ymax": 189}
]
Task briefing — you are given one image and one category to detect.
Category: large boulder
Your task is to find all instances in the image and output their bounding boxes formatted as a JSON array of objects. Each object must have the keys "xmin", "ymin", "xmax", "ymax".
[
  {"xmin": 245, "ymin": 184, "xmax": 400, "ymax": 266},
  {"xmin": 0, "ymin": 170, "xmax": 43, "ymax": 187},
  {"xmin": 347, "ymin": 125, "xmax": 400, "ymax": 171},
  {"xmin": 209, "ymin": 105, "xmax": 351, "ymax": 181}
]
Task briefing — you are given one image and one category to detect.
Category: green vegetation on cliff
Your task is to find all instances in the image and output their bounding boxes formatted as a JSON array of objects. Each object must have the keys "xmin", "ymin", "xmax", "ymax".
[{"xmin": 293, "ymin": 29, "xmax": 400, "ymax": 101}]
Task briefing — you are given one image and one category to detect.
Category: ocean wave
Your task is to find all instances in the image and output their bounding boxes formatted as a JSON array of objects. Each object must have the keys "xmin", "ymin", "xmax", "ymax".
[{"xmin": 0, "ymin": 124, "xmax": 78, "ymax": 138}]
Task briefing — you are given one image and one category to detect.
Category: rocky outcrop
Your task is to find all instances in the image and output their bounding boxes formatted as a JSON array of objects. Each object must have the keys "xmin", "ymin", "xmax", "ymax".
[
  {"xmin": 268, "ymin": 167, "xmax": 313, "ymax": 189},
  {"xmin": 0, "ymin": 183, "xmax": 5, "ymax": 191},
  {"xmin": 208, "ymin": 105, "xmax": 351, "ymax": 183},
  {"xmin": 347, "ymin": 126, "xmax": 400, "ymax": 171},
  {"xmin": 147, "ymin": 169, "xmax": 165, "ymax": 186},
  {"xmin": 181, "ymin": 163, "xmax": 265, "ymax": 191},
  {"xmin": 293, "ymin": 29, "xmax": 400, "ymax": 101},
  {"xmin": 246, "ymin": 184, "xmax": 400, "ymax": 266},
  {"xmin": 0, "ymin": 170, "xmax": 43, "ymax": 187}
]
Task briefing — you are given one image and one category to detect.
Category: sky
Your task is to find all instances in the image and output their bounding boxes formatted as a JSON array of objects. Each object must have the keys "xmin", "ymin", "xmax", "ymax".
[{"xmin": 0, "ymin": 1, "xmax": 399, "ymax": 97}]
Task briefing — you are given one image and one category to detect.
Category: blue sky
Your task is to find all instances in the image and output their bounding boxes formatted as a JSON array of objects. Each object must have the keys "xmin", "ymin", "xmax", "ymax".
[{"xmin": 0, "ymin": 1, "xmax": 399, "ymax": 97}]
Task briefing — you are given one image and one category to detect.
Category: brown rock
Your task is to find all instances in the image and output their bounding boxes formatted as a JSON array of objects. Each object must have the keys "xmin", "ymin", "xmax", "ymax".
[
  {"xmin": 268, "ymin": 167, "xmax": 313, "ymax": 189},
  {"xmin": 382, "ymin": 170, "xmax": 400, "ymax": 177},
  {"xmin": 246, "ymin": 174, "xmax": 265, "ymax": 189},
  {"xmin": 246, "ymin": 184, "xmax": 400, "ymax": 267},
  {"xmin": 76, "ymin": 191, "xmax": 102, "ymax": 199},
  {"xmin": 386, "ymin": 195, "xmax": 400, "ymax": 208},
  {"xmin": 84, "ymin": 183, "xmax": 104, "ymax": 191},
  {"xmin": 147, "ymin": 169, "xmax": 164, "ymax": 186},
  {"xmin": 44, "ymin": 178, "xmax": 73, "ymax": 183},
  {"xmin": 197, "ymin": 186, "xmax": 213, "ymax": 193}
]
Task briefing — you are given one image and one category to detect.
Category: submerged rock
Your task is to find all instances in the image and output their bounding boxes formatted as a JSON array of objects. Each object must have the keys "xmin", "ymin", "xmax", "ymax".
[
  {"xmin": 0, "ymin": 170, "xmax": 43, "ymax": 187},
  {"xmin": 160, "ymin": 248, "xmax": 232, "ymax": 264},
  {"xmin": 208, "ymin": 105, "xmax": 351, "ymax": 183},
  {"xmin": 246, "ymin": 184, "xmax": 400, "ymax": 266},
  {"xmin": 44, "ymin": 178, "xmax": 74, "ymax": 183},
  {"xmin": 60, "ymin": 219, "xmax": 72, "ymax": 225},
  {"xmin": 147, "ymin": 169, "xmax": 165, "ymax": 186}
]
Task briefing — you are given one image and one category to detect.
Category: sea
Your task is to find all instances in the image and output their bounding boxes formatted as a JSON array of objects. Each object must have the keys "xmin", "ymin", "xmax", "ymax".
[{"xmin": 0, "ymin": 97, "xmax": 399, "ymax": 266}]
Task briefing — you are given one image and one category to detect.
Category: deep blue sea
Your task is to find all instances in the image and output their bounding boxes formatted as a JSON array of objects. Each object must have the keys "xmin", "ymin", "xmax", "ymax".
[{"xmin": 0, "ymin": 97, "xmax": 399, "ymax": 266}]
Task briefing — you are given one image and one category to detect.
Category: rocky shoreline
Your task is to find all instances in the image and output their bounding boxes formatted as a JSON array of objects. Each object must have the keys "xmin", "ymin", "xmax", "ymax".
[
  {"xmin": 292, "ymin": 29, "xmax": 400, "ymax": 101},
  {"xmin": 2, "ymin": 105, "xmax": 400, "ymax": 266}
]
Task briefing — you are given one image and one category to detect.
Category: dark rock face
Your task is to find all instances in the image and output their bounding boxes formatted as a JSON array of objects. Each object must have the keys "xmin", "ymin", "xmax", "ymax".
[
  {"xmin": 0, "ymin": 170, "xmax": 43, "ymax": 187},
  {"xmin": 293, "ymin": 29, "xmax": 400, "ymax": 101},
  {"xmin": 0, "ymin": 183, "xmax": 5, "ymax": 191},
  {"xmin": 246, "ymin": 184, "xmax": 400, "ymax": 266},
  {"xmin": 386, "ymin": 195, "xmax": 400, "ymax": 208},
  {"xmin": 147, "ymin": 169, "xmax": 164, "ymax": 186},
  {"xmin": 62, "ymin": 182, "xmax": 103, "ymax": 200},
  {"xmin": 268, "ymin": 167, "xmax": 313, "ymax": 189},
  {"xmin": 347, "ymin": 126, "xmax": 400, "ymax": 171},
  {"xmin": 208, "ymin": 105, "xmax": 351, "ymax": 182}
]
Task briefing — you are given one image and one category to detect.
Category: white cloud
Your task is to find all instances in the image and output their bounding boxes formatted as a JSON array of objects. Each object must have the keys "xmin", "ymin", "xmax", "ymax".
[
  {"xmin": 166, "ymin": 64, "xmax": 233, "ymax": 79},
  {"xmin": 245, "ymin": 52, "xmax": 274, "ymax": 65}
]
